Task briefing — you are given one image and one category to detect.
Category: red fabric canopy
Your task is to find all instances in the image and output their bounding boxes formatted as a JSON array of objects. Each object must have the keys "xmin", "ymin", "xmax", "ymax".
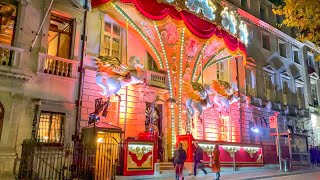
[{"xmin": 91, "ymin": 0, "xmax": 246, "ymax": 55}]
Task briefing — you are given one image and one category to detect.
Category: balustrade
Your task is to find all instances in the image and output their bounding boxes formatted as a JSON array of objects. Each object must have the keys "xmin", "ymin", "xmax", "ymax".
[
  {"xmin": 146, "ymin": 70, "xmax": 167, "ymax": 89},
  {"xmin": 38, "ymin": 53, "xmax": 78, "ymax": 78},
  {"xmin": 0, "ymin": 44, "xmax": 23, "ymax": 68}
]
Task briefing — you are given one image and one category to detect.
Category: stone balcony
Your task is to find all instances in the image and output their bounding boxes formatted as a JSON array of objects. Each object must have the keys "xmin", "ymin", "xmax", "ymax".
[
  {"xmin": 145, "ymin": 70, "xmax": 168, "ymax": 89},
  {"xmin": 0, "ymin": 44, "xmax": 31, "ymax": 92},
  {"xmin": 0, "ymin": 43, "xmax": 26, "ymax": 76},
  {"xmin": 37, "ymin": 53, "xmax": 78, "ymax": 81}
]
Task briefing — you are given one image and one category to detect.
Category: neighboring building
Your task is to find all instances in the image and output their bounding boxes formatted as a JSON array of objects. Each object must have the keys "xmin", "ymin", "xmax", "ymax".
[
  {"xmin": 0, "ymin": 0, "xmax": 85, "ymax": 178},
  {"xmin": 227, "ymin": 0, "xmax": 320, "ymax": 164},
  {"xmin": 227, "ymin": 0, "xmax": 320, "ymax": 146}
]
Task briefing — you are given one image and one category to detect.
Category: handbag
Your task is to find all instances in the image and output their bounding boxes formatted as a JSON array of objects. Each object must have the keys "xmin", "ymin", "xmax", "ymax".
[{"xmin": 197, "ymin": 162, "xmax": 205, "ymax": 169}]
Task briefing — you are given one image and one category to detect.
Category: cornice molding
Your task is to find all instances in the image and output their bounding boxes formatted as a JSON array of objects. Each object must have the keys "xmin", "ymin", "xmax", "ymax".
[{"xmin": 236, "ymin": 7, "xmax": 304, "ymax": 48}]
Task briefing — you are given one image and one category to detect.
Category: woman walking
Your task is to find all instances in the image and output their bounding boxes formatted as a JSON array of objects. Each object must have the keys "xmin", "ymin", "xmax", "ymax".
[
  {"xmin": 173, "ymin": 142, "xmax": 187, "ymax": 180},
  {"xmin": 212, "ymin": 144, "xmax": 221, "ymax": 180}
]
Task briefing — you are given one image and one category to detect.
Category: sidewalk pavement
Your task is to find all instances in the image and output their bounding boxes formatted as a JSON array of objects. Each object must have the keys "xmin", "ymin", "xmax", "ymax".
[{"xmin": 154, "ymin": 166, "xmax": 320, "ymax": 180}]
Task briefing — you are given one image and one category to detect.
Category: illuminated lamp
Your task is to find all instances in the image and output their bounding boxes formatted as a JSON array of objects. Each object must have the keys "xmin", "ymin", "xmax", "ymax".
[
  {"xmin": 250, "ymin": 127, "xmax": 259, "ymax": 133},
  {"xmin": 97, "ymin": 138, "xmax": 104, "ymax": 143}
]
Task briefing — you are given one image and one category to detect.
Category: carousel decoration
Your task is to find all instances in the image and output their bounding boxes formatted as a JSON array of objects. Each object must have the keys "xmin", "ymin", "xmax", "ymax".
[
  {"xmin": 211, "ymin": 80, "xmax": 240, "ymax": 112},
  {"xmin": 128, "ymin": 144, "xmax": 154, "ymax": 169},
  {"xmin": 221, "ymin": 7, "xmax": 238, "ymax": 35},
  {"xmin": 95, "ymin": 55, "xmax": 146, "ymax": 98},
  {"xmin": 223, "ymin": 146, "xmax": 240, "ymax": 158},
  {"xmin": 88, "ymin": 98, "xmax": 111, "ymax": 125},
  {"xmin": 183, "ymin": 82, "xmax": 214, "ymax": 121},
  {"xmin": 92, "ymin": 0, "xmax": 249, "ymax": 158},
  {"xmin": 145, "ymin": 103, "xmax": 162, "ymax": 135},
  {"xmin": 200, "ymin": 143, "xmax": 215, "ymax": 167},
  {"xmin": 243, "ymin": 147, "xmax": 259, "ymax": 158}
]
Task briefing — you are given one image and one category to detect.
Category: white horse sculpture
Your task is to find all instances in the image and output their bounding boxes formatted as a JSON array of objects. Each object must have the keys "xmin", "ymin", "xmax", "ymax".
[
  {"xmin": 184, "ymin": 83, "xmax": 214, "ymax": 121},
  {"xmin": 212, "ymin": 81, "xmax": 240, "ymax": 112},
  {"xmin": 95, "ymin": 56, "xmax": 145, "ymax": 98}
]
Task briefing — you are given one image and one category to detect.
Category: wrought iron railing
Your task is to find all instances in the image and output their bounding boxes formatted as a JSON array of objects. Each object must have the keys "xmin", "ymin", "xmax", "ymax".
[
  {"xmin": 19, "ymin": 139, "xmax": 121, "ymax": 180},
  {"xmin": 146, "ymin": 70, "xmax": 167, "ymax": 89},
  {"xmin": 37, "ymin": 53, "xmax": 78, "ymax": 78},
  {"xmin": 0, "ymin": 43, "xmax": 23, "ymax": 68}
]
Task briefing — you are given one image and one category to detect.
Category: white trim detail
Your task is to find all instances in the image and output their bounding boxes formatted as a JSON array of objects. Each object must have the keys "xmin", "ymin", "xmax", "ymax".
[
  {"xmin": 280, "ymin": 72, "xmax": 291, "ymax": 80},
  {"xmin": 263, "ymin": 65, "xmax": 275, "ymax": 74}
]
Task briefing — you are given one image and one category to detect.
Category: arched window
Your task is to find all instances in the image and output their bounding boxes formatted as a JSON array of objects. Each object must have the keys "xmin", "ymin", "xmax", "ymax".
[{"xmin": 0, "ymin": 102, "xmax": 4, "ymax": 141}]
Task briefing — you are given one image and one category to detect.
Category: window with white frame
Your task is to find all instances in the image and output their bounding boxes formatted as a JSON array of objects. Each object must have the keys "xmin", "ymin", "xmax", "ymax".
[
  {"xmin": 101, "ymin": 17, "xmax": 122, "ymax": 59},
  {"xmin": 217, "ymin": 61, "xmax": 227, "ymax": 81},
  {"xmin": 262, "ymin": 33, "xmax": 270, "ymax": 50},
  {"xmin": 245, "ymin": 68, "xmax": 255, "ymax": 96},
  {"xmin": 278, "ymin": 40, "xmax": 287, "ymax": 58},
  {"xmin": 292, "ymin": 47, "xmax": 300, "ymax": 64},
  {"xmin": 296, "ymin": 85, "xmax": 304, "ymax": 108},
  {"xmin": 37, "ymin": 111, "xmax": 65, "ymax": 144},
  {"xmin": 311, "ymin": 82, "xmax": 318, "ymax": 106},
  {"xmin": 282, "ymin": 80, "xmax": 289, "ymax": 95},
  {"xmin": 48, "ymin": 13, "xmax": 74, "ymax": 59},
  {"xmin": 264, "ymin": 72, "xmax": 275, "ymax": 101},
  {"xmin": 307, "ymin": 52, "xmax": 315, "ymax": 67}
]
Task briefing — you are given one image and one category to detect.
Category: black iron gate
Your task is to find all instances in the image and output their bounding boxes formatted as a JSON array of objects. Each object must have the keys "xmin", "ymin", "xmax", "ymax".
[
  {"xmin": 95, "ymin": 136, "xmax": 119, "ymax": 180},
  {"xmin": 19, "ymin": 137, "xmax": 121, "ymax": 180}
]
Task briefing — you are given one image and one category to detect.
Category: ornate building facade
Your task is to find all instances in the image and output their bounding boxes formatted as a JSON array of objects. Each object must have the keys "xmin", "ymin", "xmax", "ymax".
[{"xmin": 0, "ymin": 0, "xmax": 319, "ymax": 178}]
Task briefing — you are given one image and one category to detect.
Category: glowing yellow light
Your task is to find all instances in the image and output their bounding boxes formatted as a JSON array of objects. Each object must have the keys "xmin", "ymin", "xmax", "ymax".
[{"xmin": 97, "ymin": 138, "xmax": 103, "ymax": 143}]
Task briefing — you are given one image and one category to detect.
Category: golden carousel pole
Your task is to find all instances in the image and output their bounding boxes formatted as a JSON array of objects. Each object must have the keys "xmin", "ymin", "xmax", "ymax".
[
  {"xmin": 123, "ymin": 20, "xmax": 129, "ymax": 140},
  {"xmin": 201, "ymin": 55, "xmax": 205, "ymax": 140}
]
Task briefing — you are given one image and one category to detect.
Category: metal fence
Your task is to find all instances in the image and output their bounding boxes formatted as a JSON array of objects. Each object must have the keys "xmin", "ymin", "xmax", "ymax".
[{"xmin": 18, "ymin": 138, "xmax": 120, "ymax": 180}]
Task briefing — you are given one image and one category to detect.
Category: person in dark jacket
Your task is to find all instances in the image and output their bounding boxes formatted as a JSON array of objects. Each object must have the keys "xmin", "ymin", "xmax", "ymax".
[
  {"xmin": 193, "ymin": 141, "xmax": 207, "ymax": 176},
  {"xmin": 173, "ymin": 142, "xmax": 187, "ymax": 180}
]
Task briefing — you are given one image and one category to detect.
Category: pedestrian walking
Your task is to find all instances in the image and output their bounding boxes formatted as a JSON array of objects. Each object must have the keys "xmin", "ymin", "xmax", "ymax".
[
  {"xmin": 193, "ymin": 141, "xmax": 207, "ymax": 176},
  {"xmin": 211, "ymin": 144, "xmax": 221, "ymax": 180},
  {"xmin": 173, "ymin": 142, "xmax": 187, "ymax": 180},
  {"xmin": 310, "ymin": 145, "xmax": 315, "ymax": 166},
  {"xmin": 316, "ymin": 146, "xmax": 320, "ymax": 166}
]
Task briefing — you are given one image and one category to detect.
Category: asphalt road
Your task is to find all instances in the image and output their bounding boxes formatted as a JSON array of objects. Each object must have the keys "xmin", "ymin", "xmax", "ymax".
[{"xmin": 262, "ymin": 171, "xmax": 320, "ymax": 180}]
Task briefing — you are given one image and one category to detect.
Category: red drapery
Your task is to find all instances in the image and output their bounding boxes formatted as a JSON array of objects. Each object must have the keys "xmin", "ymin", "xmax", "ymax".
[{"xmin": 91, "ymin": 0, "xmax": 246, "ymax": 55}]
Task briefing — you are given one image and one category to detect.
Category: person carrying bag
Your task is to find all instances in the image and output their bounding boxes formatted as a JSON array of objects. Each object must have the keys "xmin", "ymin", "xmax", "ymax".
[{"xmin": 173, "ymin": 142, "xmax": 187, "ymax": 180}]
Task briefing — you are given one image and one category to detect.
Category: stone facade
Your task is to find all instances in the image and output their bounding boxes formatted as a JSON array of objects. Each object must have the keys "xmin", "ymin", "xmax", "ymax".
[{"xmin": 0, "ymin": 0, "xmax": 85, "ymax": 178}]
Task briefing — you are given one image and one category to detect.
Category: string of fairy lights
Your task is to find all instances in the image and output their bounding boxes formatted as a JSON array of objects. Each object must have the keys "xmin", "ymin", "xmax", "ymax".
[
  {"xmin": 112, "ymin": 3, "xmax": 164, "ymax": 69},
  {"xmin": 153, "ymin": 21, "xmax": 176, "ymax": 156},
  {"xmin": 191, "ymin": 41, "xmax": 209, "ymax": 82},
  {"xmin": 178, "ymin": 28, "xmax": 185, "ymax": 135}
]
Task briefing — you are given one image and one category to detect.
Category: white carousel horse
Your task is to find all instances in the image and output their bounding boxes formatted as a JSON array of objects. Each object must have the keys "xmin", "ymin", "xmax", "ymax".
[
  {"xmin": 95, "ymin": 56, "xmax": 145, "ymax": 98},
  {"xmin": 185, "ymin": 83, "xmax": 215, "ymax": 120},
  {"xmin": 213, "ymin": 82, "xmax": 240, "ymax": 112}
]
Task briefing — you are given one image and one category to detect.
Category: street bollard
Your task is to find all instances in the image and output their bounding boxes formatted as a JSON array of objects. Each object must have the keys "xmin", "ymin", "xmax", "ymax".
[{"xmin": 282, "ymin": 159, "xmax": 289, "ymax": 172}]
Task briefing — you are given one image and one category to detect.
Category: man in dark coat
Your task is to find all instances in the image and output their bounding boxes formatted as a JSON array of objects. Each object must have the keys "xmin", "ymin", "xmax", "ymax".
[
  {"xmin": 173, "ymin": 142, "xmax": 187, "ymax": 180},
  {"xmin": 193, "ymin": 141, "xmax": 207, "ymax": 176}
]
